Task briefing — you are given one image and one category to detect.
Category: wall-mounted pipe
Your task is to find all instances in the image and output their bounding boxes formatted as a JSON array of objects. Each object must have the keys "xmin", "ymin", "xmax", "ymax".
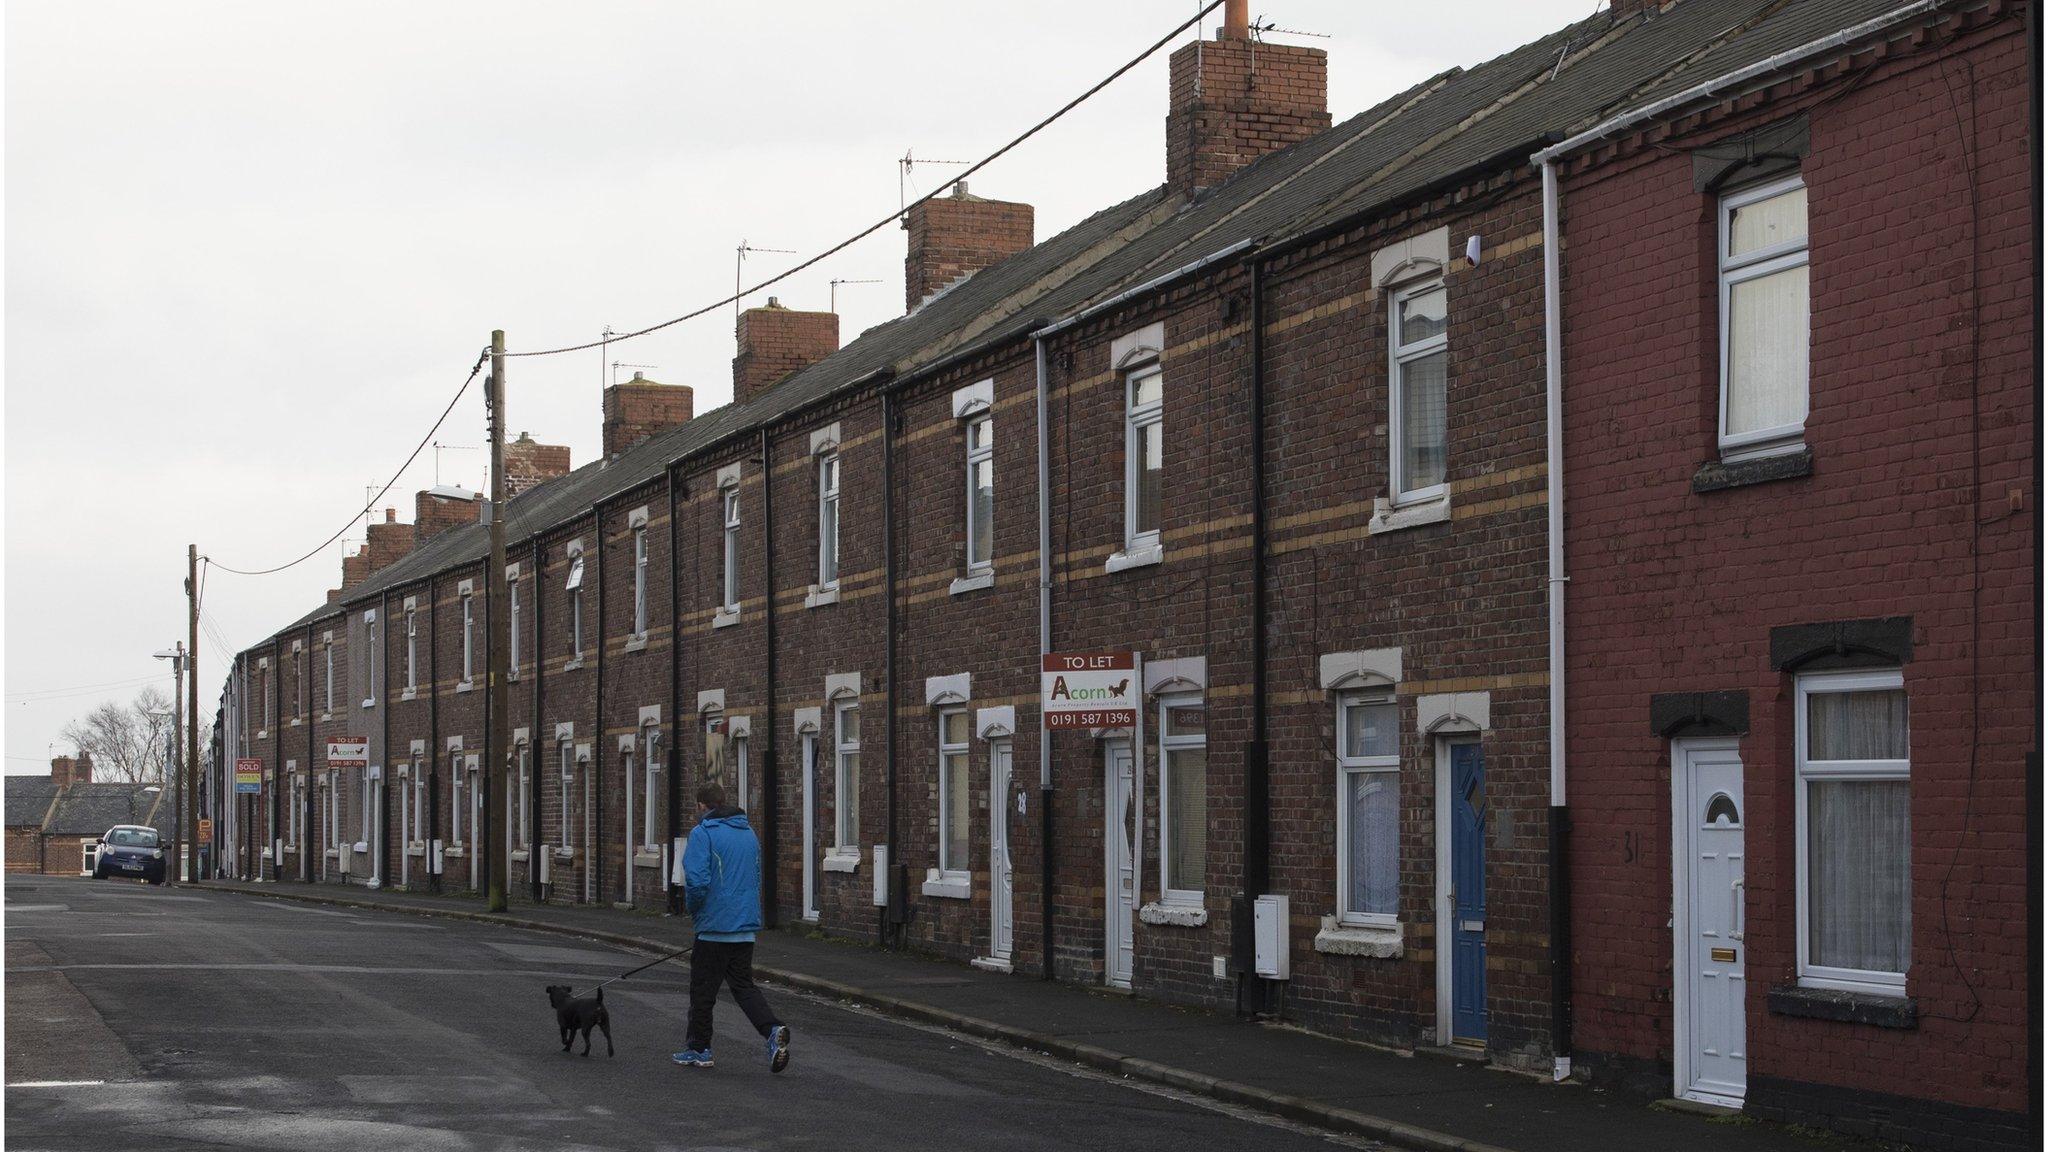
[
  {"xmin": 758, "ymin": 428, "xmax": 781, "ymax": 923},
  {"xmin": 1539, "ymin": 156, "xmax": 1572, "ymax": 1082},
  {"xmin": 530, "ymin": 538, "xmax": 545, "ymax": 903},
  {"xmin": 378, "ymin": 589, "xmax": 390, "ymax": 889},
  {"xmin": 881, "ymin": 386, "xmax": 900, "ymax": 948},
  {"xmin": 271, "ymin": 637, "xmax": 281, "ymax": 881},
  {"xmin": 1242, "ymin": 253, "xmax": 1272, "ymax": 1016},
  {"xmin": 667, "ymin": 465, "xmax": 684, "ymax": 915},
  {"xmin": 1033, "ymin": 333, "xmax": 1055, "ymax": 982},
  {"xmin": 428, "ymin": 576, "xmax": 440, "ymax": 893},
  {"xmin": 303, "ymin": 622, "xmax": 315, "ymax": 883},
  {"xmin": 593, "ymin": 503, "xmax": 607, "ymax": 906}
]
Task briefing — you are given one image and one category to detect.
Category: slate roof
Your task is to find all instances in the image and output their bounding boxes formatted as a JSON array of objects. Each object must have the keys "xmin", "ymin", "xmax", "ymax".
[
  {"xmin": 255, "ymin": 0, "xmax": 1932, "ymax": 652},
  {"xmin": 4, "ymin": 777, "xmax": 61, "ymax": 828},
  {"xmin": 42, "ymin": 782, "xmax": 168, "ymax": 838}
]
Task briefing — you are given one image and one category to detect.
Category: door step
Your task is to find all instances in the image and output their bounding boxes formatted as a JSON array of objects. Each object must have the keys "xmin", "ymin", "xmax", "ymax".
[
  {"xmin": 1415, "ymin": 1043, "xmax": 1488, "ymax": 1065},
  {"xmin": 1654, "ymin": 1096, "xmax": 1743, "ymax": 1118}
]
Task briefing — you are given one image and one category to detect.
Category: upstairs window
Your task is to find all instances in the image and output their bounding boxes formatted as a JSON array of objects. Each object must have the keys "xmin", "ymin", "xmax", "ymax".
[
  {"xmin": 965, "ymin": 415, "xmax": 994, "ymax": 572},
  {"xmin": 1796, "ymin": 669, "xmax": 1909, "ymax": 995},
  {"xmin": 404, "ymin": 607, "xmax": 419, "ymax": 691},
  {"xmin": 721, "ymin": 489, "xmax": 741, "ymax": 613},
  {"xmin": 461, "ymin": 592, "xmax": 476, "ymax": 683},
  {"xmin": 509, "ymin": 576, "xmax": 522, "ymax": 675},
  {"xmin": 1719, "ymin": 175, "xmax": 1809, "ymax": 456},
  {"xmin": 632, "ymin": 527, "xmax": 649, "ymax": 638},
  {"xmin": 294, "ymin": 646, "xmax": 305, "ymax": 720},
  {"xmin": 1389, "ymin": 279, "xmax": 1447, "ymax": 504},
  {"xmin": 565, "ymin": 551, "xmax": 585, "ymax": 660},
  {"xmin": 817, "ymin": 454, "xmax": 840, "ymax": 588},
  {"xmin": 1124, "ymin": 364, "xmax": 1163, "ymax": 551},
  {"xmin": 362, "ymin": 612, "xmax": 378, "ymax": 705},
  {"xmin": 324, "ymin": 641, "xmax": 335, "ymax": 715}
]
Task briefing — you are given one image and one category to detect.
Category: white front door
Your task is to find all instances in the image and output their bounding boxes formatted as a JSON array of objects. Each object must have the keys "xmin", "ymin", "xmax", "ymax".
[
  {"xmin": 1104, "ymin": 740, "xmax": 1137, "ymax": 989},
  {"xmin": 801, "ymin": 733, "xmax": 819, "ymax": 921},
  {"xmin": 988, "ymin": 739, "xmax": 1014, "ymax": 966},
  {"xmin": 1675, "ymin": 740, "xmax": 1747, "ymax": 1106}
]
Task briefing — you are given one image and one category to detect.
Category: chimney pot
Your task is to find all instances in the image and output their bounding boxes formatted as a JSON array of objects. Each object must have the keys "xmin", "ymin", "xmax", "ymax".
[
  {"xmin": 1222, "ymin": 0, "xmax": 1249, "ymax": 38},
  {"xmin": 632, "ymin": 370, "xmax": 645, "ymax": 382},
  {"xmin": 952, "ymin": 180, "xmax": 969, "ymax": 197},
  {"xmin": 384, "ymin": 508, "xmax": 396, "ymax": 522},
  {"xmin": 766, "ymin": 296, "xmax": 781, "ymax": 309}
]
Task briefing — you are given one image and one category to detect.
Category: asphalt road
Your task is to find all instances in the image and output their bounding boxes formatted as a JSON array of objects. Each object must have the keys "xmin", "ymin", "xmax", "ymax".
[{"xmin": 5, "ymin": 875, "xmax": 1377, "ymax": 1151}]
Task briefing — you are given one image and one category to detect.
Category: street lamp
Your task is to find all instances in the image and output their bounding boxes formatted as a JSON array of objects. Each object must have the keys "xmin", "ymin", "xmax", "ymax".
[{"xmin": 153, "ymin": 644, "xmax": 188, "ymax": 883}]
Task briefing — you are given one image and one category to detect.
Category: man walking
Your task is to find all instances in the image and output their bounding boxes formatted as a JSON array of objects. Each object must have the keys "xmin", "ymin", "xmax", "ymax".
[{"xmin": 673, "ymin": 784, "xmax": 791, "ymax": 1072}]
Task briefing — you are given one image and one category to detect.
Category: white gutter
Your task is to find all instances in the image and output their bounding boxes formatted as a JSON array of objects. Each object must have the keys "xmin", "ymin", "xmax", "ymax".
[{"xmin": 1531, "ymin": 0, "xmax": 1946, "ymax": 168}]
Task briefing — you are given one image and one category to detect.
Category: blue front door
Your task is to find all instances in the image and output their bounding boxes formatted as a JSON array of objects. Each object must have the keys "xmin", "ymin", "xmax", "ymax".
[{"xmin": 1450, "ymin": 742, "xmax": 1487, "ymax": 1044}]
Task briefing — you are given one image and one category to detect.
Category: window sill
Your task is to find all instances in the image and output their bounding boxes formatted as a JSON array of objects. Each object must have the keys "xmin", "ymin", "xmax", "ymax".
[
  {"xmin": 324, "ymin": 848, "xmax": 339, "ymax": 859},
  {"xmin": 554, "ymin": 848, "xmax": 575, "ymax": 861},
  {"xmin": 633, "ymin": 852, "xmax": 663, "ymax": 868},
  {"xmin": 1313, "ymin": 916, "xmax": 1403, "ymax": 959},
  {"xmin": 1139, "ymin": 901, "xmax": 1209, "ymax": 927},
  {"xmin": 406, "ymin": 844, "xmax": 426, "ymax": 858},
  {"xmin": 401, "ymin": 688, "xmax": 419, "ymax": 702},
  {"xmin": 456, "ymin": 680, "xmax": 475, "ymax": 694},
  {"xmin": 257, "ymin": 730, "xmax": 269, "ymax": 741},
  {"xmin": 1693, "ymin": 446, "xmax": 1814, "ymax": 493},
  {"xmin": 562, "ymin": 659, "xmax": 585, "ymax": 674},
  {"xmin": 1105, "ymin": 543, "xmax": 1163, "ymax": 574},
  {"xmin": 352, "ymin": 841, "xmax": 368, "ymax": 854},
  {"xmin": 623, "ymin": 635, "xmax": 649, "ymax": 654},
  {"xmin": 804, "ymin": 585, "xmax": 840, "ymax": 610},
  {"xmin": 360, "ymin": 700, "xmax": 376, "ymax": 711},
  {"xmin": 949, "ymin": 571, "xmax": 995, "ymax": 596},
  {"xmin": 712, "ymin": 609, "xmax": 742, "ymax": 630},
  {"xmin": 921, "ymin": 872, "xmax": 971, "ymax": 899},
  {"xmin": 319, "ymin": 712, "xmax": 333, "ymax": 723},
  {"xmin": 822, "ymin": 853, "xmax": 860, "ymax": 874},
  {"xmin": 289, "ymin": 718, "xmax": 303, "ymax": 728},
  {"xmin": 1369, "ymin": 493, "xmax": 1451, "ymax": 535},
  {"xmin": 511, "ymin": 850, "xmax": 530, "ymax": 863},
  {"xmin": 1768, "ymin": 983, "xmax": 1915, "ymax": 1028},
  {"xmin": 444, "ymin": 846, "xmax": 466, "ymax": 859}
]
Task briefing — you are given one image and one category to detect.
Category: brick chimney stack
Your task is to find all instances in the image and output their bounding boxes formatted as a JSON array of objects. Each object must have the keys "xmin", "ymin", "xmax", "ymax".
[
  {"xmin": 341, "ymin": 548, "xmax": 370, "ymax": 591},
  {"xmin": 504, "ymin": 432, "xmax": 572, "ymax": 497},
  {"xmin": 903, "ymin": 181, "xmax": 1034, "ymax": 312},
  {"xmin": 364, "ymin": 508, "xmax": 414, "ymax": 575},
  {"xmin": 602, "ymin": 373, "xmax": 695, "ymax": 459},
  {"xmin": 1165, "ymin": 0, "xmax": 1330, "ymax": 198},
  {"xmin": 50, "ymin": 753, "xmax": 92, "ymax": 788},
  {"xmin": 414, "ymin": 486, "xmax": 482, "ymax": 546},
  {"xmin": 733, "ymin": 299, "xmax": 839, "ymax": 406}
]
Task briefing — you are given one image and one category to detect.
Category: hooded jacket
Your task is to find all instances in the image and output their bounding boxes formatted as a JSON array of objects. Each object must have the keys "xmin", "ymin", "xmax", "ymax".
[{"xmin": 683, "ymin": 807, "xmax": 762, "ymax": 943}]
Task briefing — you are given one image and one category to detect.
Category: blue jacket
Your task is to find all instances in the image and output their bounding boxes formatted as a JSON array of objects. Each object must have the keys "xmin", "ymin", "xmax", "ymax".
[{"xmin": 684, "ymin": 808, "xmax": 762, "ymax": 942}]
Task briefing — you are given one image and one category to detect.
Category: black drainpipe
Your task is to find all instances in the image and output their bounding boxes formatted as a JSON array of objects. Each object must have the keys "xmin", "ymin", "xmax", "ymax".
[
  {"xmin": 666, "ymin": 468, "xmax": 684, "ymax": 915},
  {"xmin": 1237, "ymin": 254, "xmax": 1273, "ymax": 1015},
  {"xmin": 593, "ymin": 503, "xmax": 607, "ymax": 906},
  {"xmin": 759, "ymin": 428, "xmax": 780, "ymax": 924},
  {"xmin": 428, "ymin": 578, "xmax": 441, "ymax": 894},
  {"xmin": 303, "ymin": 622, "xmax": 315, "ymax": 883},
  {"xmin": 530, "ymin": 538, "xmax": 545, "ymax": 903},
  {"xmin": 481, "ymin": 561, "xmax": 493, "ymax": 899},
  {"xmin": 881, "ymin": 387, "xmax": 900, "ymax": 948},
  {"xmin": 271, "ymin": 637, "xmax": 281, "ymax": 881},
  {"xmin": 379, "ymin": 589, "xmax": 390, "ymax": 891}
]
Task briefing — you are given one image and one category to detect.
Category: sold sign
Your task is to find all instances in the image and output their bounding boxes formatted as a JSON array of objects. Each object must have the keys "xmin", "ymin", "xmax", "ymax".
[{"xmin": 1042, "ymin": 652, "xmax": 1137, "ymax": 730}]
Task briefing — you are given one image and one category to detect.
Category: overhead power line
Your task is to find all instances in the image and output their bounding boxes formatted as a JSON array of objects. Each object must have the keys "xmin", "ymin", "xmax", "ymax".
[
  {"xmin": 7, "ymin": 673, "xmax": 167, "ymax": 702},
  {"xmin": 504, "ymin": 0, "xmax": 1223, "ymax": 360},
  {"xmin": 206, "ymin": 349, "xmax": 490, "ymax": 577}
]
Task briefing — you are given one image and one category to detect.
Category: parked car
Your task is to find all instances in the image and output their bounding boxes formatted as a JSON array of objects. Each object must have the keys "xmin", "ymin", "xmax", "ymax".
[{"xmin": 92, "ymin": 825, "xmax": 166, "ymax": 885}]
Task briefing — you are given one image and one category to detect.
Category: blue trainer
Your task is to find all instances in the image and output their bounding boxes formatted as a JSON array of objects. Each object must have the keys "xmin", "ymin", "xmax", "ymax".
[
  {"xmin": 671, "ymin": 1049, "xmax": 714, "ymax": 1068},
  {"xmin": 766, "ymin": 1025, "xmax": 791, "ymax": 1073}
]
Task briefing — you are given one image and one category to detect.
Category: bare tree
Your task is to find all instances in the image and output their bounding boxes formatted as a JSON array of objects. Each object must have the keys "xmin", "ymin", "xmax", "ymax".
[{"xmin": 60, "ymin": 685, "xmax": 174, "ymax": 784}]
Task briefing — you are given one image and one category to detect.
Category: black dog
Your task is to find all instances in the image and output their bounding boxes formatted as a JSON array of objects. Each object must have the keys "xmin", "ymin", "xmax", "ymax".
[{"xmin": 546, "ymin": 984, "xmax": 614, "ymax": 1057}]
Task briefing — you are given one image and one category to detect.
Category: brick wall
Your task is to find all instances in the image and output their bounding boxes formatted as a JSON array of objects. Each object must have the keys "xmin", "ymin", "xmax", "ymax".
[
  {"xmin": 903, "ymin": 184, "xmax": 1034, "ymax": 312},
  {"xmin": 602, "ymin": 376, "xmax": 694, "ymax": 460},
  {"xmin": 504, "ymin": 433, "xmax": 572, "ymax": 498},
  {"xmin": 415, "ymin": 489, "xmax": 480, "ymax": 546},
  {"xmin": 733, "ymin": 302, "xmax": 838, "ymax": 406},
  {"xmin": 1559, "ymin": 12, "xmax": 2031, "ymax": 1132},
  {"xmin": 1166, "ymin": 32, "xmax": 1330, "ymax": 197}
]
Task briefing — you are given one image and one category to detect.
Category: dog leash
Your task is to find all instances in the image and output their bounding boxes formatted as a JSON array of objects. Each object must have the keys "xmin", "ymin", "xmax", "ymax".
[{"xmin": 583, "ymin": 943, "xmax": 695, "ymax": 995}]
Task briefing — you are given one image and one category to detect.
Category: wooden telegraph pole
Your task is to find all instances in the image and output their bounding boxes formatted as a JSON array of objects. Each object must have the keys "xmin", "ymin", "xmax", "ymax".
[
  {"xmin": 485, "ymin": 332, "xmax": 510, "ymax": 912},
  {"xmin": 187, "ymin": 544, "xmax": 200, "ymax": 883}
]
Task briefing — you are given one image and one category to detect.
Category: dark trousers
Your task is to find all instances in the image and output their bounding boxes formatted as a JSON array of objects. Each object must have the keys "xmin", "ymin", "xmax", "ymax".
[{"xmin": 686, "ymin": 938, "xmax": 782, "ymax": 1052}]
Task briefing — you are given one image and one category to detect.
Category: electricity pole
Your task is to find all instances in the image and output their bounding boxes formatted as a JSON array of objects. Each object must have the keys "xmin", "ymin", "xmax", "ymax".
[
  {"xmin": 186, "ymin": 544, "xmax": 199, "ymax": 885},
  {"xmin": 485, "ymin": 331, "xmax": 510, "ymax": 912}
]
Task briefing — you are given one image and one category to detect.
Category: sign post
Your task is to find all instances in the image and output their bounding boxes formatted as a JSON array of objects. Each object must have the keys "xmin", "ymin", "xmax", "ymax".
[{"xmin": 1041, "ymin": 652, "xmax": 1139, "ymax": 731}]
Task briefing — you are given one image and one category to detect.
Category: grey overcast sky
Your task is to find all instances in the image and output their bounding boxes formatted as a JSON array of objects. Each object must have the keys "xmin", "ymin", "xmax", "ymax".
[{"xmin": 4, "ymin": 0, "xmax": 1596, "ymax": 773}]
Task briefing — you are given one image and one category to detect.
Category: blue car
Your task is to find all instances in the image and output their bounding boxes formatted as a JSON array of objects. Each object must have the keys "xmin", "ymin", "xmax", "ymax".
[{"xmin": 92, "ymin": 825, "xmax": 167, "ymax": 885}]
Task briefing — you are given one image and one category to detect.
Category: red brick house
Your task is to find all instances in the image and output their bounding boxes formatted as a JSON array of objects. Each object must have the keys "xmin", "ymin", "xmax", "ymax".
[{"xmin": 212, "ymin": 2, "xmax": 2034, "ymax": 1146}]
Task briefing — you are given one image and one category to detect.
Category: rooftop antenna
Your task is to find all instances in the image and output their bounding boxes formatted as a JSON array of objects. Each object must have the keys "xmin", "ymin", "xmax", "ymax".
[
  {"xmin": 830, "ymin": 277, "xmax": 883, "ymax": 314},
  {"xmin": 432, "ymin": 441, "xmax": 478, "ymax": 487},
  {"xmin": 610, "ymin": 361, "xmax": 659, "ymax": 387},
  {"xmin": 736, "ymin": 241, "xmax": 797, "ymax": 322},
  {"xmin": 1250, "ymin": 16, "xmax": 1329, "ymax": 41},
  {"xmin": 899, "ymin": 148, "xmax": 971, "ymax": 211},
  {"xmin": 600, "ymin": 325, "xmax": 617, "ymax": 394}
]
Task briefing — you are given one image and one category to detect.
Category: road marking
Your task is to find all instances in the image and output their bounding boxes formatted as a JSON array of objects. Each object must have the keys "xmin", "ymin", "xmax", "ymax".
[
  {"xmin": 5, "ymin": 962, "xmax": 694, "ymax": 984},
  {"xmin": 252, "ymin": 902, "xmax": 354, "ymax": 916},
  {"xmin": 8, "ymin": 1080, "xmax": 107, "ymax": 1088},
  {"xmin": 5, "ymin": 905, "xmax": 69, "ymax": 912}
]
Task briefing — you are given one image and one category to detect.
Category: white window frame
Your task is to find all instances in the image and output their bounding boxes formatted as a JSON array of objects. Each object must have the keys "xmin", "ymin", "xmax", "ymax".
[
  {"xmin": 936, "ymin": 707, "xmax": 970, "ymax": 879},
  {"xmin": 451, "ymin": 758, "xmax": 467, "ymax": 847},
  {"xmin": 361, "ymin": 611, "xmax": 378, "ymax": 707},
  {"xmin": 1123, "ymin": 363, "xmax": 1164, "ymax": 553},
  {"xmin": 294, "ymin": 645, "xmax": 305, "ymax": 721},
  {"xmin": 460, "ymin": 592, "xmax": 476, "ymax": 684},
  {"xmin": 1718, "ymin": 173, "xmax": 1810, "ymax": 458},
  {"xmin": 411, "ymin": 764, "xmax": 426, "ymax": 847},
  {"xmin": 1388, "ymin": 277, "xmax": 1448, "ymax": 506},
  {"xmin": 632, "ymin": 526, "xmax": 649, "ymax": 638},
  {"xmin": 965, "ymin": 414, "xmax": 994, "ymax": 573},
  {"xmin": 404, "ymin": 607, "xmax": 419, "ymax": 691},
  {"xmin": 325, "ymin": 771, "xmax": 339, "ymax": 850},
  {"xmin": 721, "ymin": 488, "xmax": 742, "ymax": 612},
  {"xmin": 557, "ymin": 741, "xmax": 575, "ymax": 854},
  {"xmin": 323, "ymin": 640, "xmax": 335, "ymax": 716},
  {"xmin": 817, "ymin": 453, "xmax": 840, "ymax": 589},
  {"xmin": 261, "ymin": 662, "xmax": 272, "ymax": 733},
  {"xmin": 1335, "ymin": 692, "xmax": 1400, "ymax": 928},
  {"xmin": 285, "ymin": 767, "xmax": 301, "ymax": 848},
  {"xmin": 1157, "ymin": 692, "xmax": 1206, "ymax": 907},
  {"xmin": 641, "ymin": 723, "xmax": 661, "ymax": 853},
  {"xmin": 1794, "ymin": 667, "xmax": 1910, "ymax": 996},
  {"xmin": 832, "ymin": 698, "xmax": 860, "ymax": 856},
  {"xmin": 514, "ymin": 740, "xmax": 530, "ymax": 851},
  {"xmin": 509, "ymin": 577, "xmax": 522, "ymax": 676}
]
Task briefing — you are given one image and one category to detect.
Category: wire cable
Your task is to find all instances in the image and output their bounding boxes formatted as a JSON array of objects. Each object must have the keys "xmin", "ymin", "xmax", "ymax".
[
  {"xmin": 503, "ymin": 0, "xmax": 1222, "ymax": 360},
  {"xmin": 206, "ymin": 349, "xmax": 489, "ymax": 577}
]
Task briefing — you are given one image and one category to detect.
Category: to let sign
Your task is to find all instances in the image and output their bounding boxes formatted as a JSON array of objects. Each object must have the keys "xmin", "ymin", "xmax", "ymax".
[
  {"xmin": 326, "ymin": 737, "xmax": 369, "ymax": 769},
  {"xmin": 235, "ymin": 758, "xmax": 263, "ymax": 795},
  {"xmin": 1042, "ymin": 652, "xmax": 1138, "ymax": 731}
]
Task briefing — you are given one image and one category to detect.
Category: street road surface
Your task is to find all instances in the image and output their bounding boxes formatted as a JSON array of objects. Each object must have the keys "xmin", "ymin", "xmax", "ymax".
[{"xmin": 5, "ymin": 875, "xmax": 1376, "ymax": 1150}]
